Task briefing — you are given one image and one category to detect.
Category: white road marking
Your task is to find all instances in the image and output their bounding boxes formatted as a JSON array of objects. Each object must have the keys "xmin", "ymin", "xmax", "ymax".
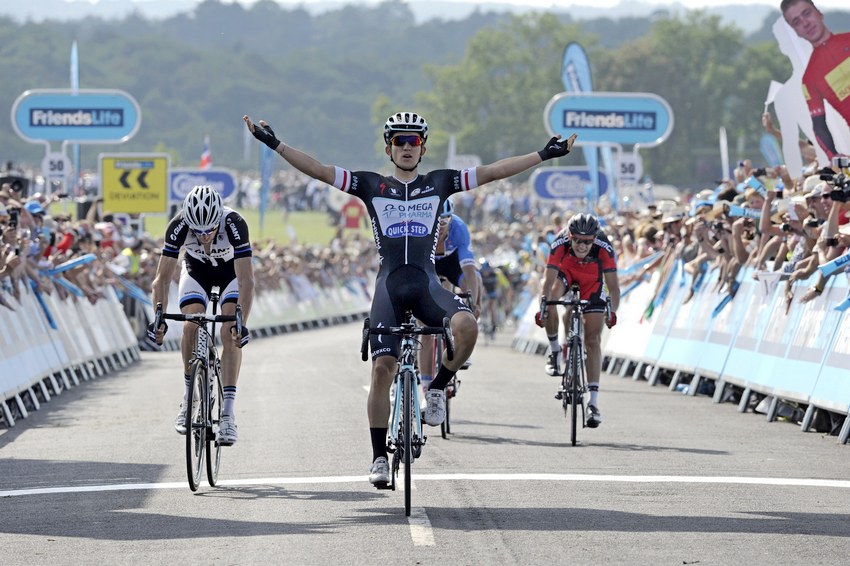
[
  {"xmin": 400, "ymin": 474, "xmax": 435, "ymax": 546},
  {"xmin": 3, "ymin": 473, "xmax": 849, "ymax": 499},
  {"xmin": 407, "ymin": 505, "xmax": 435, "ymax": 546}
]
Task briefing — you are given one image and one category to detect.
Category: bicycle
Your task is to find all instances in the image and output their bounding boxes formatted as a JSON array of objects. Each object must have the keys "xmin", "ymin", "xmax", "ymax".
[
  {"xmin": 433, "ymin": 286, "xmax": 472, "ymax": 439},
  {"xmin": 153, "ymin": 291, "xmax": 243, "ymax": 491},
  {"xmin": 360, "ymin": 313, "xmax": 454, "ymax": 516},
  {"xmin": 539, "ymin": 283, "xmax": 591, "ymax": 447}
]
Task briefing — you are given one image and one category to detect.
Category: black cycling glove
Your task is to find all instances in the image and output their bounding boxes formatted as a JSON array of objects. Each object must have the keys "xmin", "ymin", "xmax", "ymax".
[
  {"xmin": 538, "ymin": 136, "xmax": 572, "ymax": 161},
  {"xmin": 146, "ymin": 322, "xmax": 166, "ymax": 345},
  {"xmin": 250, "ymin": 121, "xmax": 281, "ymax": 151},
  {"xmin": 232, "ymin": 325, "xmax": 250, "ymax": 348}
]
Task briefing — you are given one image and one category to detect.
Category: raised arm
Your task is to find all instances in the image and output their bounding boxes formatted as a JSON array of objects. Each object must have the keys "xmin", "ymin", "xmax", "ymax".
[
  {"xmin": 244, "ymin": 116, "xmax": 336, "ymax": 185},
  {"xmin": 476, "ymin": 134, "xmax": 577, "ymax": 186}
]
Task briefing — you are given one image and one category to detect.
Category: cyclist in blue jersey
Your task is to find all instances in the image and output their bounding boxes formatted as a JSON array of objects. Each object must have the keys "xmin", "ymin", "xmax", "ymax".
[
  {"xmin": 147, "ymin": 185, "xmax": 254, "ymax": 446},
  {"xmin": 420, "ymin": 199, "xmax": 482, "ymax": 391},
  {"xmin": 244, "ymin": 111, "xmax": 576, "ymax": 486}
]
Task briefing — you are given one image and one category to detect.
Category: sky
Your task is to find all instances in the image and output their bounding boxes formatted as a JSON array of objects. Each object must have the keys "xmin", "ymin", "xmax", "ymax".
[{"xmin": 261, "ymin": 0, "xmax": 847, "ymax": 8}]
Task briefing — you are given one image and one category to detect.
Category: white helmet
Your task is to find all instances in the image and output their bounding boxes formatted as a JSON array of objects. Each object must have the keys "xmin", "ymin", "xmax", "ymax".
[
  {"xmin": 183, "ymin": 185, "xmax": 222, "ymax": 232},
  {"xmin": 383, "ymin": 111, "xmax": 429, "ymax": 145}
]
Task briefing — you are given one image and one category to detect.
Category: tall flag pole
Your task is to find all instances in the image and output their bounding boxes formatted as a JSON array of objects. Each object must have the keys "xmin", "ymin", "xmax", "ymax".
[
  {"xmin": 70, "ymin": 41, "xmax": 80, "ymax": 196},
  {"xmin": 259, "ymin": 145, "xmax": 274, "ymax": 237},
  {"xmin": 561, "ymin": 42, "xmax": 617, "ymax": 212}
]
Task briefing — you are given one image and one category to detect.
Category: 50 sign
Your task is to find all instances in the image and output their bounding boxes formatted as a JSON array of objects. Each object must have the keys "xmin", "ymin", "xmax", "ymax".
[
  {"xmin": 41, "ymin": 152, "xmax": 71, "ymax": 180},
  {"xmin": 616, "ymin": 153, "xmax": 643, "ymax": 185}
]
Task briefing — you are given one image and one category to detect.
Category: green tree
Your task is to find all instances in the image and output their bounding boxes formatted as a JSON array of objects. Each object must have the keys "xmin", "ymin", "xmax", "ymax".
[{"xmin": 418, "ymin": 14, "xmax": 596, "ymax": 168}]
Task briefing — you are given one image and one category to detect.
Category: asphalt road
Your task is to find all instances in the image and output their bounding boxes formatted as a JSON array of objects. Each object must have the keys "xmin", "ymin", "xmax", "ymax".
[{"xmin": 1, "ymin": 323, "xmax": 848, "ymax": 565}]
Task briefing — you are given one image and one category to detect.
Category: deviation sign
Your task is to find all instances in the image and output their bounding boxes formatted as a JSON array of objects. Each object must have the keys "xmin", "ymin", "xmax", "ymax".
[{"xmin": 100, "ymin": 153, "xmax": 170, "ymax": 214}]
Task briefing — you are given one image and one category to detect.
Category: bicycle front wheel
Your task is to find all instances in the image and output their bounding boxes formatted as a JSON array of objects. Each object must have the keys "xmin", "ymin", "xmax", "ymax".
[
  {"xmin": 206, "ymin": 362, "xmax": 223, "ymax": 487},
  {"xmin": 403, "ymin": 370, "xmax": 413, "ymax": 517},
  {"xmin": 186, "ymin": 359, "xmax": 206, "ymax": 491},
  {"xmin": 568, "ymin": 340, "xmax": 581, "ymax": 447}
]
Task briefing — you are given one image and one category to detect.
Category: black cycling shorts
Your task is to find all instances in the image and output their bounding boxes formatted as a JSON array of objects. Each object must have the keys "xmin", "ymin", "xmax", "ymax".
[{"xmin": 369, "ymin": 264, "xmax": 472, "ymax": 360}]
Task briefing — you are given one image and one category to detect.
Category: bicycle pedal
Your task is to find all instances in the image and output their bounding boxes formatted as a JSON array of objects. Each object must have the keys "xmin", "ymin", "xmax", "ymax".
[{"xmin": 554, "ymin": 391, "xmax": 563, "ymax": 400}]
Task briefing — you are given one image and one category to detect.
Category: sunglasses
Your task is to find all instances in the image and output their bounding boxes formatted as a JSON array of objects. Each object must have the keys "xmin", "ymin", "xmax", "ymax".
[
  {"xmin": 192, "ymin": 228, "xmax": 216, "ymax": 237},
  {"xmin": 391, "ymin": 135, "xmax": 423, "ymax": 147},
  {"xmin": 571, "ymin": 237, "xmax": 594, "ymax": 245}
]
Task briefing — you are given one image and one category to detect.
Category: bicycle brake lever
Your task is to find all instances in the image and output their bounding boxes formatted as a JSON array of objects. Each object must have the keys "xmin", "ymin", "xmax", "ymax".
[
  {"xmin": 235, "ymin": 304, "xmax": 243, "ymax": 337},
  {"xmin": 442, "ymin": 316, "xmax": 455, "ymax": 362},
  {"xmin": 360, "ymin": 317, "xmax": 370, "ymax": 362}
]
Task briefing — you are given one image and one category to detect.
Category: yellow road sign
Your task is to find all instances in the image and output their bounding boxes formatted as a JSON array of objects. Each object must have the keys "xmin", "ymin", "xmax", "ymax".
[{"xmin": 100, "ymin": 153, "xmax": 170, "ymax": 214}]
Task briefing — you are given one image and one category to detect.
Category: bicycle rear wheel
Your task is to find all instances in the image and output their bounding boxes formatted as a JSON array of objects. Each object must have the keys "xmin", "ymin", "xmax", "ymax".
[
  {"xmin": 186, "ymin": 359, "xmax": 206, "ymax": 491},
  {"xmin": 569, "ymin": 340, "xmax": 580, "ymax": 446},
  {"xmin": 206, "ymin": 362, "xmax": 223, "ymax": 487},
  {"xmin": 403, "ymin": 370, "xmax": 413, "ymax": 517},
  {"xmin": 433, "ymin": 335, "xmax": 451, "ymax": 439}
]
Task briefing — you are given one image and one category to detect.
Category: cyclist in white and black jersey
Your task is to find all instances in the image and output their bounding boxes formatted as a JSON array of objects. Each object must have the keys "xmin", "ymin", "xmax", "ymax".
[
  {"xmin": 147, "ymin": 185, "xmax": 254, "ymax": 446},
  {"xmin": 244, "ymin": 111, "xmax": 576, "ymax": 486}
]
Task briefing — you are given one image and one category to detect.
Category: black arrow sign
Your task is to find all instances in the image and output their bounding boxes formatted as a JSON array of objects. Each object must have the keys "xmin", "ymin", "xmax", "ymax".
[{"xmin": 119, "ymin": 170, "xmax": 150, "ymax": 189}]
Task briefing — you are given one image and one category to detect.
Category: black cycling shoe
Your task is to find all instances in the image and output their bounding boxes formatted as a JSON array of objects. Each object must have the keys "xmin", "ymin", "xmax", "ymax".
[
  {"xmin": 545, "ymin": 352, "xmax": 561, "ymax": 376},
  {"xmin": 586, "ymin": 404, "xmax": 603, "ymax": 428}
]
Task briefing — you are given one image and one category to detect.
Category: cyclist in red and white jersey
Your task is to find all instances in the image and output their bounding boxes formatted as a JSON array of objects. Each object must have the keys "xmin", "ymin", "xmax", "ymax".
[{"xmin": 536, "ymin": 213, "xmax": 620, "ymax": 428}]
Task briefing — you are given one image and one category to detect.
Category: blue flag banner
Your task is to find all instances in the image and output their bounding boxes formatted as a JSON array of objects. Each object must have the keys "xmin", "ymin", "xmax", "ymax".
[{"xmin": 259, "ymin": 145, "xmax": 274, "ymax": 236}]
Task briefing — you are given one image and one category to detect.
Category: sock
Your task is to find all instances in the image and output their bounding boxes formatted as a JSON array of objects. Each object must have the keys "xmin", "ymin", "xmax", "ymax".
[
  {"xmin": 182, "ymin": 374, "xmax": 191, "ymax": 403},
  {"xmin": 222, "ymin": 385, "xmax": 237, "ymax": 416},
  {"xmin": 548, "ymin": 334, "xmax": 560, "ymax": 354},
  {"xmin": 588, "ymin": 383, "xmax": 599, "ymax": 406},
  {"xmin": 420, "ymin": 374, "xmax": 432, "ymax": 391},
  {"xmin": 430, "ymin": 365, "xmax": 456, "ymax": 391},
  {"xmin": 370, "ymin": 427, "xmax": 388, "ymax": 461}
]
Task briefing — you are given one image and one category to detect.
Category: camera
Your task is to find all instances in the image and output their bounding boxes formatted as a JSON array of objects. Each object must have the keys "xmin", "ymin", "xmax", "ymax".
[
  {"xmin": 830, "ymin": 188, "xmax": 849, "ymax": 203},
  {"xmin": 712, "ymin": 221, "xmax": 725, "ymax": 232},
  {"xmin": 805, "ymin": 218, "xmax": 820, "ymax": 228},
  {"xmin": 781, "ymin": 222, "xmax": 792, "ymax": 232},
  {"xmin": 8, "ymin": 208, "xmax": 18, "ymax": 229},
  {"xmin": 774, "ymin": 188, "xmax": 784, "ymax": 199},
  {"xmin": 826, "ymin": 237, "xmax": 839, "ymax": 247},
  {"xmin": 752, "ymin": 167, "xmax": 767, "ymax": 177},
  {"xmin": 832, "ymin": 156, "xmax": 849, "ymax": 169}
]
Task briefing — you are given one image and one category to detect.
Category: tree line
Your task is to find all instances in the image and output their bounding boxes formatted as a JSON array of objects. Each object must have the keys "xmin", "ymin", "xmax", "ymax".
[{"xmin": 0, "ymin": 0, "xmax": 847, "ymax": 187}]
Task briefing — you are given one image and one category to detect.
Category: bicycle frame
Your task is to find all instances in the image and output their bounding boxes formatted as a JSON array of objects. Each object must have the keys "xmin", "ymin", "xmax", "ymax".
[
  {"xmin": 541, "ymin": 285, "xmax": 589, "ymax": 446},
  {"xmin": 155, "ymin": 293, "xmax": 242, "ymax": 490},
  {"xmin": 360, "ymin": 313, "xmax": 454, "ymax": 516}
]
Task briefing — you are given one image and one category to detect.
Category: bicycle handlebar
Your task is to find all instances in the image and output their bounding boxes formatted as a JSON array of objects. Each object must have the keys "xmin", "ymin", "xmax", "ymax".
[
  {"xmin": 360, "ymin": 316, "xmax": 455, "ymax": 362},
  {"xmin": 154, "ymin": 302, "xmax": 243, "ymax": 336}
]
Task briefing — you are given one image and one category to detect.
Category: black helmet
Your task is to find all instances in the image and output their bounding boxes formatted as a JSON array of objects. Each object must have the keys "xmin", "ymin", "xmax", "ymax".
[{"xmin": 567, "ymin": 213, "xmax": 599, "ymax": 237}]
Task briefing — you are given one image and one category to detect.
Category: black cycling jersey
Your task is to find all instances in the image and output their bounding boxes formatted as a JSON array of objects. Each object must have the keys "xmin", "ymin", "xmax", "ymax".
[
  {"xmin": 332, "ymin": 166, "xmax": 478, "ymax": 358},
  {"xmin": 480, "ymin": 267, "xmax": 499, "ymax": 294},
  {"xmin": 161, "ymin": 207, "xmax": 252, "ymax": 284},
  {"xmin": 332, "ymin": 167, "xmax": 478, "ymax": 277}
]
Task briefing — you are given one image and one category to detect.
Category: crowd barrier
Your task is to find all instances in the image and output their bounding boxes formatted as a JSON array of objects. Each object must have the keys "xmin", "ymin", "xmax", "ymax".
[
  {"xmin": 0, "ymin": 281, "xmax": 140, "ymax": 427},
  {"xmin": 512, "ymin": 264, "xmax": 850, "ymax": 445},
  {"xmin": 1, "ymin": 278, "xmax": 372, "ymax": 428}
]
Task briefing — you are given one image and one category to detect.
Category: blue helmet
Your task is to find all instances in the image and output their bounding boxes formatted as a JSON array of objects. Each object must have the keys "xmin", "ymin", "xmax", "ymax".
[{"xmin": 440, "ymin": 199, "xmax": 454, "ymax": 218}]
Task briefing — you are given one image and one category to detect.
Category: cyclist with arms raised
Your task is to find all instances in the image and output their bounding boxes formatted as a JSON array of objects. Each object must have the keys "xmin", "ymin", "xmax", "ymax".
[
  {"xmin": 244, "ymin": 111, "xmax": 576, "ymax": 486},
  {"xmin": 536, "ymin": 213, "xmax": 619, "ymax": 428},
  {"xmin": 148, "ymin": 185, "xmax": 254, "ymax": 446}
]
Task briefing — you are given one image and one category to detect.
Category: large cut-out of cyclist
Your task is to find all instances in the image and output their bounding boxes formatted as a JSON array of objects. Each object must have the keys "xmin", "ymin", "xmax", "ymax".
[{"xmin": 244, "ymin": 111, "xmax": 576, "ymax": 487}]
